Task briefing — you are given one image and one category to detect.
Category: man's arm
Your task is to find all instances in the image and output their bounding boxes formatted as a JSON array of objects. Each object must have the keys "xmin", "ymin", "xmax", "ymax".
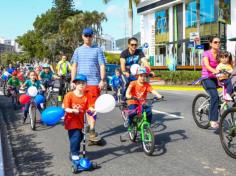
[
  {"xmin": 100, "ymin": 64, "xmax": 106, "ymax": 81},
  {"xmin": 71, "ymin": 63, "xmax": 77, "ymax": 82},
  {"xmin": 120, "ymin": 58, "xmax": 126, "ymax": 73}
]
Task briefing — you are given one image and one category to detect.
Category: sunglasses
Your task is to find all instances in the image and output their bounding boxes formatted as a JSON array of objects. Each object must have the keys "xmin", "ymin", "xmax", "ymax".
[
  {"xmin": 84, "ymin": 34, "xmax": 92, "ymax": 38},
  {"xmin": 213, "ymin": 41, "xmax": 221, "ymax": 44},
  {"xmin": 130, "ymin": 43, "xmax": 137, "ymax": 47}
]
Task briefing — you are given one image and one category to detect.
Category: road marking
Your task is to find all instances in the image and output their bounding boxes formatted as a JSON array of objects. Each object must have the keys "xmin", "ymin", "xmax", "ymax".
[
  {"xmin": 152, "ymin": 109, "xmax": 185, "ymax": 119},
  {"xmin": 0, "ymin": 91, "xmax": 3, "ymax": 95}
]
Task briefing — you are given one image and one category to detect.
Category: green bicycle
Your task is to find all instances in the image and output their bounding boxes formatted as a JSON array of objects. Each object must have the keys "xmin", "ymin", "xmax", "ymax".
[{"xmin": 119, "ymin": 97, "xmax": 161, "ymax": 156}]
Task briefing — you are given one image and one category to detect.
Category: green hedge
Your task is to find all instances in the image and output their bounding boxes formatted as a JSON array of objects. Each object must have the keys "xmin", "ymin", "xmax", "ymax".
[
  {"xmin": 154, "ymin": 70, "xmax": 201, "ymax": 85},
  {"xmin": 104, "ymin": 52, "xmax": 120, "ymax": 64}
]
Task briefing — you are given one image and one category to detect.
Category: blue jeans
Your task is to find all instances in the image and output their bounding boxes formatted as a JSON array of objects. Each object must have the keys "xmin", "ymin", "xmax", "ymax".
[
  {"xmin": 202, "ymin": 78, "xmax": 219, "ymax": 121},
  {"xmin": 24, "ymin": 103, "xmax": 42, "ymax": 118},
  {"xmin": 128, "ymin": 104, "xmax": 152, "ymax": 125},
  {"xmin": 68, "ymin": 129, "xmax": 83, "ymax": 156},
  {"xmin": 221, "ymin": 78, "xmax": 233, "ymax": 94}
]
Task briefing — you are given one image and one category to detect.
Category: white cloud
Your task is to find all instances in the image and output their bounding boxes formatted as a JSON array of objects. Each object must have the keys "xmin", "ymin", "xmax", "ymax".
[
  {"xmin": 105, "ymin": 4, "xmax": 125, "ymax": 18},
  {"xmin": 74, "ymin": 0, "xmax": 83, "ymax": 8}
]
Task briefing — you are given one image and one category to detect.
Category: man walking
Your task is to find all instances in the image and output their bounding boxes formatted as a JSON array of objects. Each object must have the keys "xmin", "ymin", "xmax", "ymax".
[{"xmin": 71, "ymin": 27, "xmax": 106, "ymax": 140}]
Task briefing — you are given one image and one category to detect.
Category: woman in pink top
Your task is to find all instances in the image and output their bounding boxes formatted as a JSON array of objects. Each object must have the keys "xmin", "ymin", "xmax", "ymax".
[{"xmin": 201, "ymin": 36, "xmax": 221, "ymax": 129}]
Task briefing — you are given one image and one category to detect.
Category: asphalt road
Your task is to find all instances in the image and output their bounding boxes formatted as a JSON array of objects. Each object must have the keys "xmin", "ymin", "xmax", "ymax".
[{"xmin": 0, "ymin": 90, "xmax": 236, "ymax": 176}]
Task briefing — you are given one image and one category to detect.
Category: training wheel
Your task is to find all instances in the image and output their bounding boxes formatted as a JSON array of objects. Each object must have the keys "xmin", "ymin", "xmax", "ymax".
[{"xmin": 120, "ymin": 135, "xmax": 126, "ymax": 142}]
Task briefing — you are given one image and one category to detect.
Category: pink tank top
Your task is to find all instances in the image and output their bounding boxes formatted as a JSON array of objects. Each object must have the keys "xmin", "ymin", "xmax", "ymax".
[{"xmin": 201, "ymin": 50, "xmax": 218, "ymax": 78}]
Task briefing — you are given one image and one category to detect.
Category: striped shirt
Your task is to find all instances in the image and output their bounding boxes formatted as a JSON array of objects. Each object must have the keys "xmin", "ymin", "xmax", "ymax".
[{"xmin": 71, "ymin": 45, "xmax": 106, "ymax": 85}]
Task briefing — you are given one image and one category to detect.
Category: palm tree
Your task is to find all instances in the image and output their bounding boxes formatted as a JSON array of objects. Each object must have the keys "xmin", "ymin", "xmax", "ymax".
[{"xmin": 103, "ymin": 0, "xmax": 140, "ymax": 37}]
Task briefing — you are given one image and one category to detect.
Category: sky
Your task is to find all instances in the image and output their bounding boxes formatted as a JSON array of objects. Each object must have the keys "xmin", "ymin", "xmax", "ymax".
[{"xmin": 0, "ymin": 0, "xmax": 140, "ymax": 40}]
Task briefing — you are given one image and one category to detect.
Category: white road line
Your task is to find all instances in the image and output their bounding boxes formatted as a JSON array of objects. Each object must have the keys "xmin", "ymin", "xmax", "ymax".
[{"xmin": 152, "ymin": 109, "xmax": 185, "ymax": 119}]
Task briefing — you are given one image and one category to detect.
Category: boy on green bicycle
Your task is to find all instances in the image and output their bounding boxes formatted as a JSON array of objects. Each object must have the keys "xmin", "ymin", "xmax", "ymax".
[{"xmin": 126, "ymin": 67, "xmax": 163, "ymax": 127}]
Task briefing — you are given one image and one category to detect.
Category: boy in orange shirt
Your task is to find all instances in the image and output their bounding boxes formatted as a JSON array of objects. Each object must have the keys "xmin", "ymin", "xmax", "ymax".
[
  {"xmin": 126, "ymin": 67, "xmax": 163, "ymax": 128},
  {"xmin": 63, "ymin": 74, "xmax": 95, "ymax": 161}
]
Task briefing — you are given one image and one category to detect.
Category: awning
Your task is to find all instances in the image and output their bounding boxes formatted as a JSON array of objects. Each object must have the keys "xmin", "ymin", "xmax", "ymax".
[{"xmin": 228, "ymin": 37, "xmax": 236, "ymax": 41}]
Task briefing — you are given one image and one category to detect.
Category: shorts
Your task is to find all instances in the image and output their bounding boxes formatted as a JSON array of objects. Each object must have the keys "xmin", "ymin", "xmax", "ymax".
[{"xmin": 85, "ymin": 85, "xmax": 100, "ymax": 107}]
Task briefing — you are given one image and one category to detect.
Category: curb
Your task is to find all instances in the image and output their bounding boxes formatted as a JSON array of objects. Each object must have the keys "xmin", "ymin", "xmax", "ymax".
[
  {"xmin": 0, "ymin": 111, "xmax": 5, "ymax": 176},
  {"xmin": 152, "ymin": 85, "xmax": 204, "ymax": 91}
]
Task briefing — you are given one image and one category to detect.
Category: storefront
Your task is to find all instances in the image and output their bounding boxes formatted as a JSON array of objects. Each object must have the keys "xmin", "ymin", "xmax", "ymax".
[{"xmin": 138, "ymin": 0, "xmax": 231, "ymax": 66}]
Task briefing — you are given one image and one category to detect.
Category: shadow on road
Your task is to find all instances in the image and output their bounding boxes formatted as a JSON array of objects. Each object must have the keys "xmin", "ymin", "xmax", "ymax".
[{"xmin": 0, "ymin": 96, "xmax": 54, "ymax": 176}]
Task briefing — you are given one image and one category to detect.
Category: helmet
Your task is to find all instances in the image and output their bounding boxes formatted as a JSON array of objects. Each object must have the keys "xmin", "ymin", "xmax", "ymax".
[
  {"xmin": 12, "ymin": 71, "xmax": 17, "ymax": 76},
  {"xmin": 73, "ymin": 74, "xmax": 87, "ymax": 83},
  {"xmin": 136, "ymin": 67, "xmax": 147, "ymax": 75},
  {"xmin": 42, "ymin": 64, "xmax": 50, "ymax": 68}
]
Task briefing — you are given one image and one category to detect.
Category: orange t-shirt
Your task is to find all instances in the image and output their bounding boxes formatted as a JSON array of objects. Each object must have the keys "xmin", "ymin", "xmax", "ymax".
[
  {"xmin": 127, "ymin": 80, "xmax": 153, "ymax": 105},
  {"xmin": 63, "ymin": 91, "xmax": 90, "ymax": 130}
]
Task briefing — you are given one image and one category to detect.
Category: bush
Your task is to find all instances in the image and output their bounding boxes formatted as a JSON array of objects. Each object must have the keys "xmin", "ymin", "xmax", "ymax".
[
  {"xmin": 154, "ymin": 70, "xmax": 201, "ymax": 85},
  {"xmin": 104, "ymin": 52, "xmax": 120, "ymax": 64}
]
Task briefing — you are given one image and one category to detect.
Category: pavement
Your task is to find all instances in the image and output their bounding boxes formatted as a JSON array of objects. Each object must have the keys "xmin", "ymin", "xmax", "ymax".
[{"xmin": 0, "ymin": 89, "xmax": 236, "ymax": 176}]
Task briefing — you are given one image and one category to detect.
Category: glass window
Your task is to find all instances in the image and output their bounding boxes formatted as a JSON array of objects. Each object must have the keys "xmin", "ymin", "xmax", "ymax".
[
  {"xmin": 155, "ymin": 10, "xmax": 168, "ymax": 34},
  {"xmin": 186, "ymin": 0, "xmax": 197, "ymax": 28},
  {"xmin": 200, "ymin": 0, "xmax": 215, "ymax": 24}
]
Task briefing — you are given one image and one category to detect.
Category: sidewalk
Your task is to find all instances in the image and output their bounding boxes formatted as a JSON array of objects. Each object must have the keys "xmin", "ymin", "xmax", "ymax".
[{"xmin": 150, "ymin": 80, "xmax": 204, "ymax": 91}]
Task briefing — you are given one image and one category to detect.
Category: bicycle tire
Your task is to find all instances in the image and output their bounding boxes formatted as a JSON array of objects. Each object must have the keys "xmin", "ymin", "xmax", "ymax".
[
  {"xmin": 30, "ymin": 105, "xmax": 37, "ymax": 131},
  {"xmin": 219, "ymin": 107, "xmax": 236, "ymax": 159},
  {"xmin": 192, "ymin": 93, "xmax": 210, "ymax": 129},
  {"xmin": 142, "ymin": 127, "xmax": 155, "ymax": 156},
  {"xmin": 46, "ymin": 93, "xmax": 57, "ymax": 107},
  {"xmin": 3, "ymin": 82, "xmax": 8, "ymax": 96}
]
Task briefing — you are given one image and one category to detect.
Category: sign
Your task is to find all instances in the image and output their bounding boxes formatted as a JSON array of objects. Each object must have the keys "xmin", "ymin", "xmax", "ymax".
[
  {"xmin": 143, "ymin": 43, "xmax": 149, "ymax": 48},
  {"xmin": 195, "ymin": 45, "xmax": 204, "ymax": 49},
  {"xmin": 190, "ymin": 32, "xmax": 199, "ymax": 42},
  {"xmin": 188, "ymin": 41, "xmax": 195, "ymax": 48}
]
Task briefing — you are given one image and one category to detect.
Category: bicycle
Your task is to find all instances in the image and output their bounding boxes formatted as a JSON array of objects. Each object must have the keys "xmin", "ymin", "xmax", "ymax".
[
  {"xmin": 118, "ymin": 97, "xmax": 161, "ymax": 156},
  {"xmin": 219, "ymin": 107, "xmax": 236, "ymax": 159},
  {"xmin": 7, "ymin": 86, "xmax": 19, "ymax": 110},
  {"xmin": 42, "ymin": 80, "xmax": 57, "ymax": 107},
  {"xmin": 192, "ymin": 71, "xmax": 236, "ymax": 129}
]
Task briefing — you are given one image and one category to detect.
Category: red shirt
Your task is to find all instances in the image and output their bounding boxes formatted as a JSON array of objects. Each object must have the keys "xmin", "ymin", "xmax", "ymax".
[
  {"xmin": 63, "ymin": 91, "xmax": 90, "ymax": 130},
  {"xmin": 127, "ymin": 80, "xmax": 153, "ymax": 105}
]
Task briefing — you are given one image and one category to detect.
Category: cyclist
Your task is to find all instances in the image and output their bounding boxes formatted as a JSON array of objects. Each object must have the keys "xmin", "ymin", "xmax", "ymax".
[
  {"xmin": 6, "ymin": 63, "xmax": 15, "ymax": 75},
  {"xmin": 126, "ymin": 67, "xmax": 163, "ymax": 129},
  {"xmin": 56, "ymin": 54, "xmax": 71, "ymax": 102},
  {"xmin": 120, "ymin": 37, "xmax": 153, "ymax": 98},
  {"xmin": 7, "ymin": 71, "xmax": 22, "ymax": 97},
  {"xmin": 39, "ymin": 64, "xmax": 59, "ymax": 89},
  {"xmin": 21, "ymin": 71, "xmax": 46, "ymax": 123}
]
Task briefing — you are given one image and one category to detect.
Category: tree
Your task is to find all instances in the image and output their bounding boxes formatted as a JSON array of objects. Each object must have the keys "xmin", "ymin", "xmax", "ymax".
[{"xmin": 103, "ymin": 0, "xmax": 140, "ymax": 37}]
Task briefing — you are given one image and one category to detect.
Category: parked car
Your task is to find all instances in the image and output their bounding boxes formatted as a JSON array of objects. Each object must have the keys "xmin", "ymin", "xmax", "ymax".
[{"xmin": 106, "ymin": 64, "xmax": 120, "ymax": 90}]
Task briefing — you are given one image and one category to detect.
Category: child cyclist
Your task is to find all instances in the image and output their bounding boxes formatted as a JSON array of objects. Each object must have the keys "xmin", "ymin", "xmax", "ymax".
[
  {"xmin": 111, "ymin": 68, "xmax": 123, "ymax": 102},
  {"xmin": 7, "ymin": 71, "xmax": 22, "ymax": 96},
  {"xmin": 63, "ymin": 74, "xmax": 95, "ymax": 162},
  {"xmin": 216, "ymin": 51, "xmax": 234, "ymax": 101},
  {"xmin": 21, "ymin": 71, "xmax": 46, "ymax": 123},
  {"xmin": 126, "ymin": 67, "xmax": 163, "ymax": 129},
  {"xmin": 39, "ymin": 64, "xmax": 59, "ymax": 89}
]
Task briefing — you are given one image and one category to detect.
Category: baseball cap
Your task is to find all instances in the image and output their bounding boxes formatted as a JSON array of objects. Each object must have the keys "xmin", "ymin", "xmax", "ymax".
[
  {"xmin": 73, "ymin": 74, "xmax": 87, "ymax": 83},
  {"xmin": 82, "ymin": 28, "xmax": 93, "ymax": 35}
]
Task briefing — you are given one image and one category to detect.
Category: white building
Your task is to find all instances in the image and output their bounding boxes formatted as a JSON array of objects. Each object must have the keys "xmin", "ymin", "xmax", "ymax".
[
  {"xmin": 227, "ymin": 0, "xmax": 236, "ymax": 56},
  {"xmin": 98, "ymin": 34, "xmax": 116, "ymax": 52},
  {"xmin": 137, "ymin": 0, "xmax": 231, "ymax": 66},
  {"xmin": 0, "ymin": 36, "xmax": 22, "ymax": 53}
]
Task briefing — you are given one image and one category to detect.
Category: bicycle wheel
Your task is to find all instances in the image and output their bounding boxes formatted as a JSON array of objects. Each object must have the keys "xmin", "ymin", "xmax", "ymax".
[
  {"xmin": 3, "ymin": 82, "xmax": 8, "ymax": 96},
  {"xmin": 142, "ymin": 126, "xmax": 155, "ymax": 156},
  {"xmin": 29, "ymin": 105, "xmax": 37, "ymax": 131},
  {"xmin": 219, "ymin": 108, "xmax": 236, "ymax": 159},
  {"xmin": 46, "ymin": 93, "xmax": 57, "ymax": 107},
  {"xmin": 128, "ymin": 124, "xmax": 137, "ymax": 142},
  {"xmin": 192, "ymin": 93, "xmax": 210, "ymax": 129}
]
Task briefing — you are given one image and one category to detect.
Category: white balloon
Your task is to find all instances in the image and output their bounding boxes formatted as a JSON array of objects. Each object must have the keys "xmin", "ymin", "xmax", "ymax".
[
  {"xmin": 130, "ymin": 64, "xmax": 140, "ymax": 75},
  {"xmin": 3, "ymin": 71, "xmax": 10, "ymax": 77},
  {"xmin": 27, "ymin": 86, "xmax": 38, "ymax": 97},
  {"xmin": 95, "ymin": 94, "xmax": 116, "ymax": 113}
]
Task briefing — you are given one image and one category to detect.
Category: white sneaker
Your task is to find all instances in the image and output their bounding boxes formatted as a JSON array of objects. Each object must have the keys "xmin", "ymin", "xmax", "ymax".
[
  {"xmin": 224, "ymin": 93, "xmax": 233, "ymax": 101},
  {"xmin": 71, "ymin": 155, "xmax": 80, "ymax": 160}
]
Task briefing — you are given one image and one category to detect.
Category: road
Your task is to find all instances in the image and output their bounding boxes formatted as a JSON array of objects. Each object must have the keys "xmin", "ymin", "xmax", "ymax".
[{"xmin": 0, "ymin": 90, "xmax": 236, "ymax": 176}]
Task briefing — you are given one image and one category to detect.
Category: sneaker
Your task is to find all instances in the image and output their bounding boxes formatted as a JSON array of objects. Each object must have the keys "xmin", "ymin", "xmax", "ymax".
[
  {"xmin": 89, "ymin": 129, "xmax": 98, "ymax": 140},
  {"xmin": 224, "ymin": 93, "xmax": 233, "ymax": 101}
]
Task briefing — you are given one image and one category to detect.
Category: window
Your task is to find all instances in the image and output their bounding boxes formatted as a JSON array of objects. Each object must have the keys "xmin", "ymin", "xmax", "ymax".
[
  {"xmin": 155, "ymin": 10, "xmax": 168, "ymax": 34},
  {"xmin": 200, "ymin": 0, "xmax": 215, "ymax": 24},
  {"xmin": 186, "ymin": 0, "xmax": 197, "ymax": 28}
]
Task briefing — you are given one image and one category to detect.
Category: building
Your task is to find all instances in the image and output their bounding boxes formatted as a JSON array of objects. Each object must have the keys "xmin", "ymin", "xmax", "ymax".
[
  {"xmin": 96, "ymin": 34, "xmax": 117, "ymax": 52},
  {"xmin": 0, "ymin": 36, "xmax": 22, "ymax": 53},
  {"xmin": 137, "ymin": 0, "xmax": 231, "ymax": 66}
]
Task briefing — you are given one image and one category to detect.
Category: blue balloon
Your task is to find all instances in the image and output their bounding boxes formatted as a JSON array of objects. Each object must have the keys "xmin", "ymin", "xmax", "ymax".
[
  {"xmin": 2, "ymin": 75, "xmax": 8, "ymax": 81},
  {"xmin": 34, "ymin": 94, "xmax": 45, "ymax": 105},
  {"xmin": 41, "ymin": 106, "xmax": 65, "ymax": 126}
]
